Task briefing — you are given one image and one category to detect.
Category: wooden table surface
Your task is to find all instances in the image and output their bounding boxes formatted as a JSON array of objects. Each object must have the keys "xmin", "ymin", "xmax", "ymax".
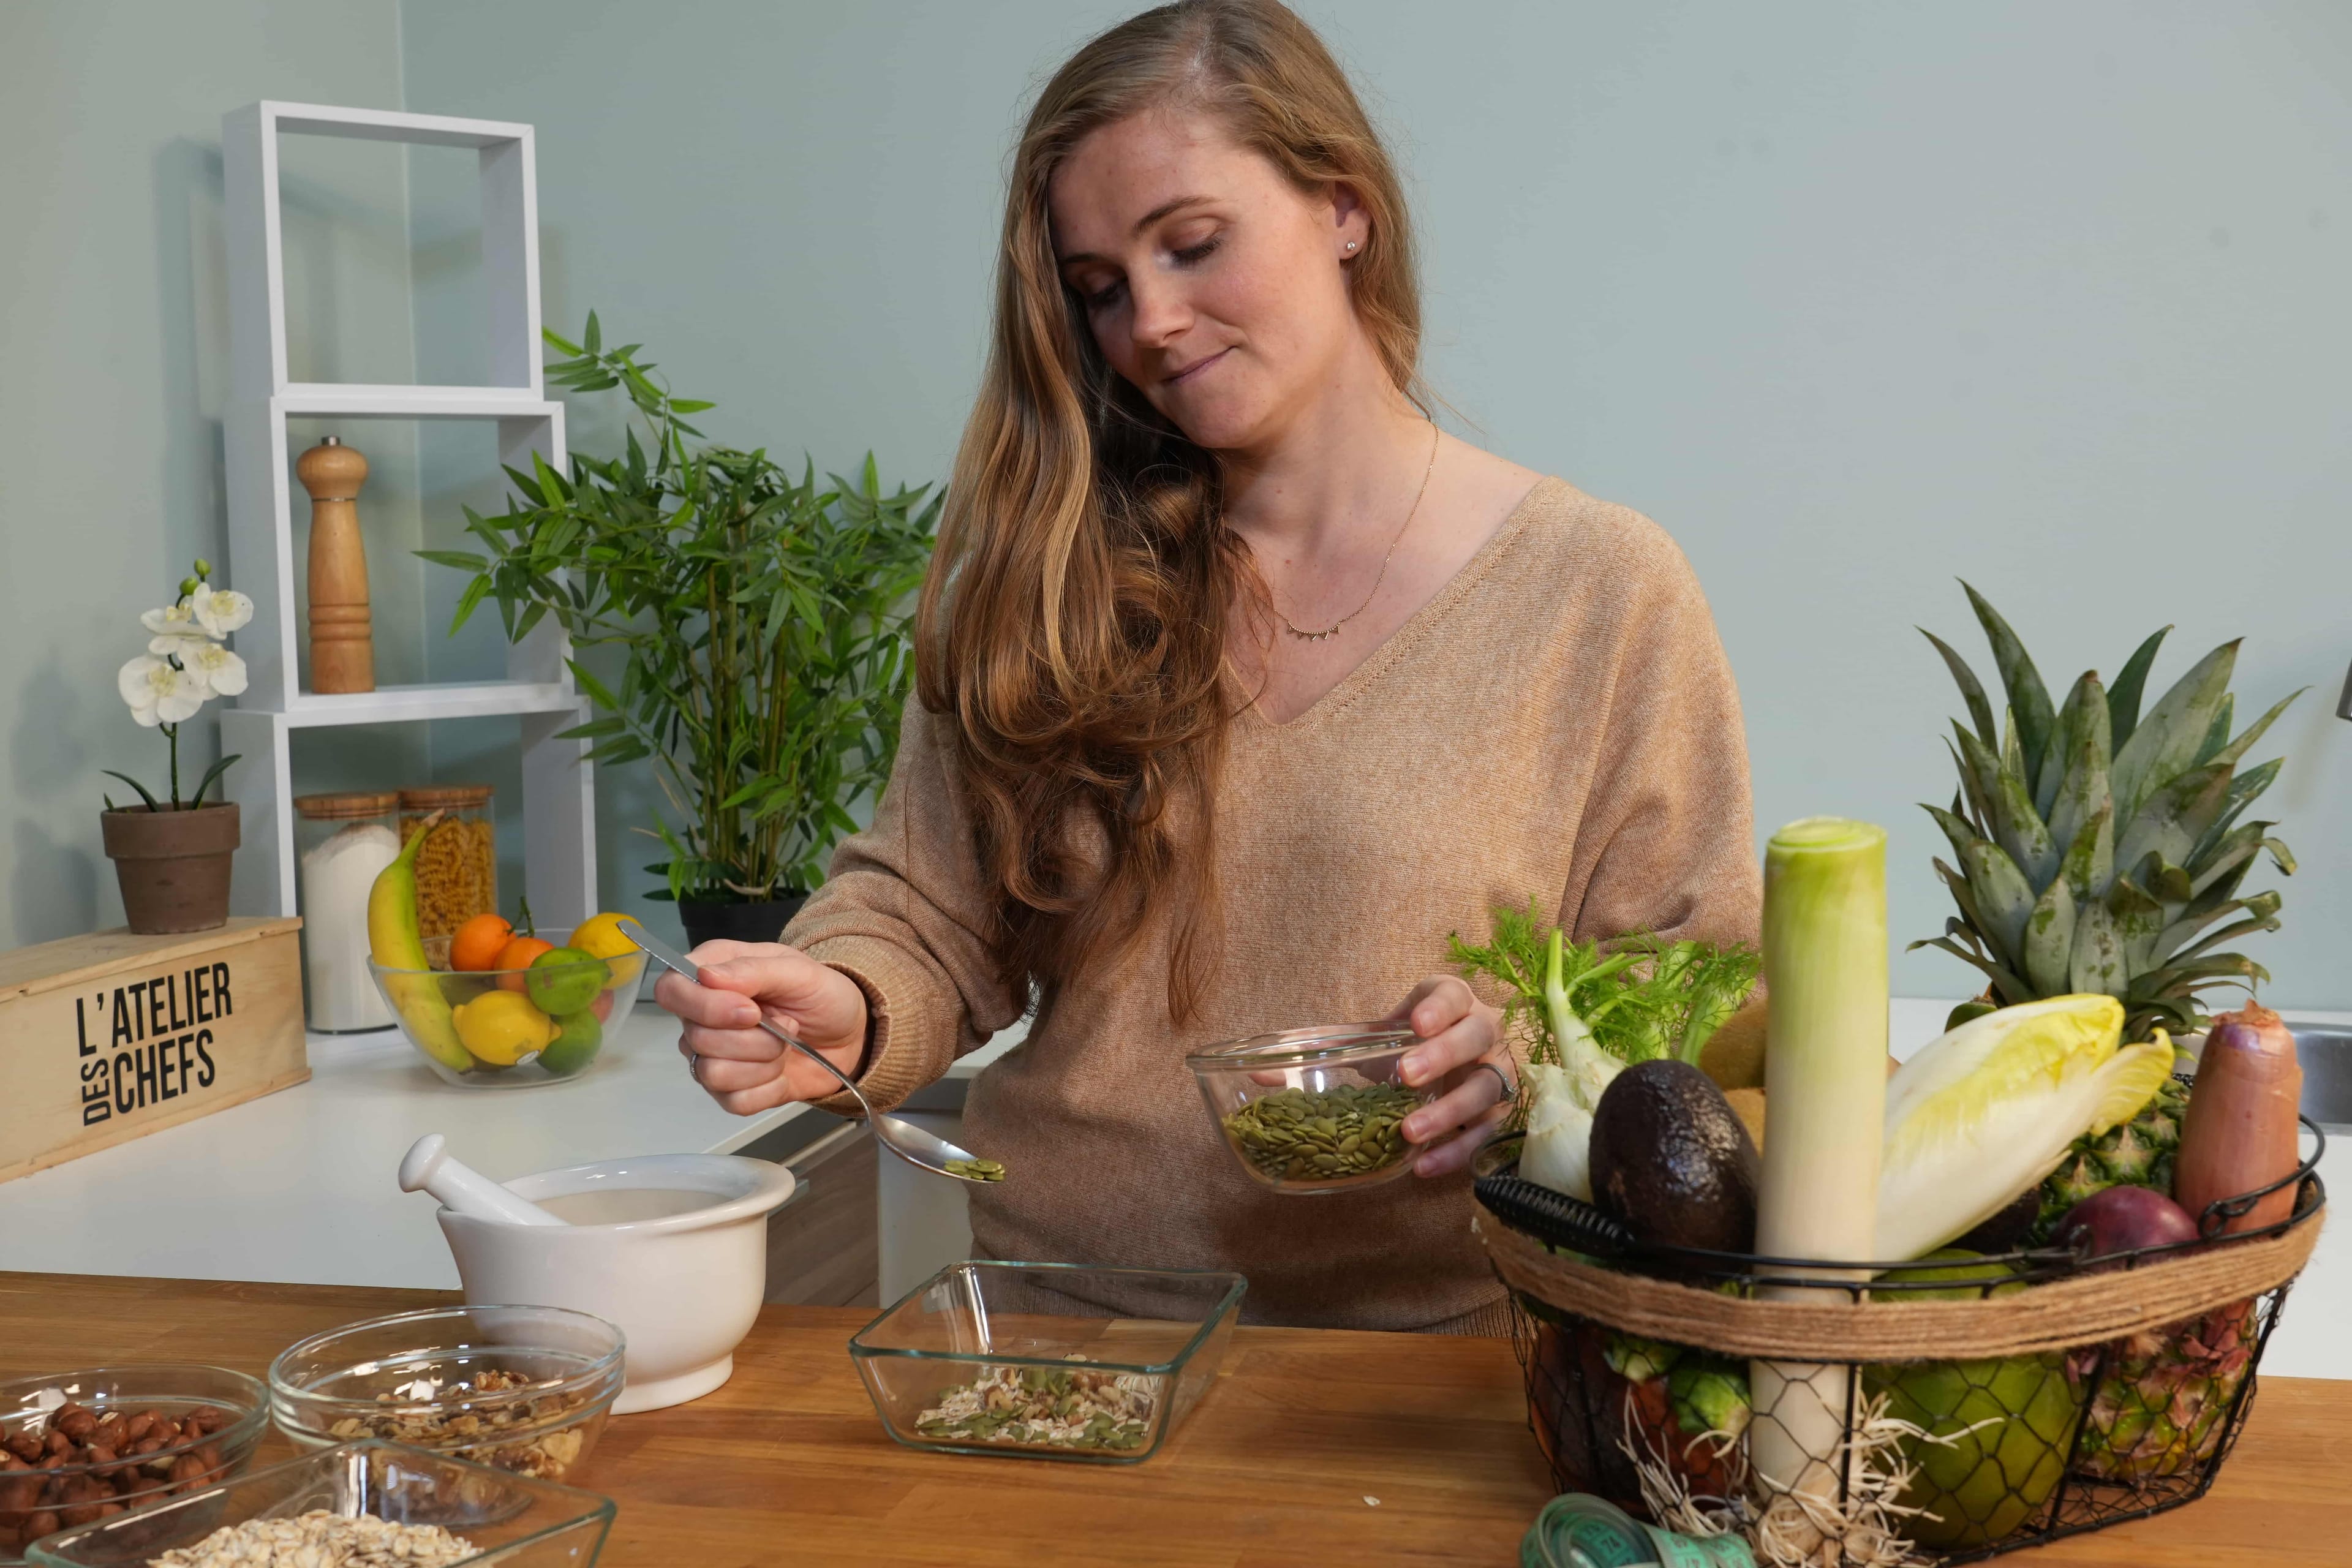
[{"xmin": 2, "ymin": 1272, "xmax": 2343, "ymax": 1567}]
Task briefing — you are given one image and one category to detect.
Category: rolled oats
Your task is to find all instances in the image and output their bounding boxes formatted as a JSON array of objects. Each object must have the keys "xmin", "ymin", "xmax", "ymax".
[{"xmin": 146, "ymin": 1510, "xmax": 475, "ymax": 1567}]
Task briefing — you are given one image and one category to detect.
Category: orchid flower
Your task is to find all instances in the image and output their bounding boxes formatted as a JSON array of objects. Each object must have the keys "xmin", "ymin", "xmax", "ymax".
[
  {"xmin": 175, "ymin": 638, "xmax": 248, "ymax": 697},
  {"xmin": 118, "ymin": 654, "xmax": 209, "ymax": 727},
  {"xmin": 190, "ymin": 584, "xmax": 254, "ymax": 638}
]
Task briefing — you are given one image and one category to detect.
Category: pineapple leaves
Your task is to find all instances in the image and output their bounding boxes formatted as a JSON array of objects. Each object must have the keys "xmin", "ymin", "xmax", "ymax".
[
  {"xmin": 1921, "ymin": 628, "xmax": 1998, "ymax": 749},
  {"xmin": 2105, "ymin": 624, "xmax": 2171, "ymax": 750},
  {"xmin": 2022, "ymin": 873, "xmax": 2076, "ymax": 995},
  {"xmin": 2068, "ymin": 900, "xmax": 2126, "ymax": 1000},
  {"xmin": 1961, "ymin": 838, "xmax": 2036, "ymax": 968},
  {"xmin": 1920, "ymin": 591, "xmax": 2294, "ymax": 1038},
  {"xmin": 2109, "ymin": 638, "xmax": 2239, "ymax": 829},
  {"xmin": 1956, "ymin": 726, "xmax": 2058, "ymax": 888},
  {"xmin": 2046, "ymin": 671, "xmax": 2111, "ymax": 859},
  {"xmin": 1963, "ymin": 581, "xmax": 2059, "ymax": 797}
]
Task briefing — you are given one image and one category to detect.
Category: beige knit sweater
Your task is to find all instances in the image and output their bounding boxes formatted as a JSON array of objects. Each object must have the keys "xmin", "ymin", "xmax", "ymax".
[{"xmin": 783, "ymin": 477, "xmax": 1760, "ymax": 1331}]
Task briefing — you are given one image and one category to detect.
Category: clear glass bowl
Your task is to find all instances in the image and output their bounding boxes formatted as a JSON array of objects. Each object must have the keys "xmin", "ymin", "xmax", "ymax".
[
  {"xmin": 850, "ymin": 1261, "xmax": 1245, "ymax": 1464},
  {"xmin": 0, "ymin": 1365, "xmax": 268, "ymax": 1566},
  {"xmin": 368, "ymin": 935, "xmax": 646, "ymax": 1088},
  {"xmin": 24, "ymin": 1441, "xmax": 612, "ymax": 1567},
  {"xmin": 1186, "ymin": 1022, "xmax": 1436, "ymax": 1194},
  {"xmin": 268, "ymin": 1306, "xmax": 625, "ymax": 1488}
]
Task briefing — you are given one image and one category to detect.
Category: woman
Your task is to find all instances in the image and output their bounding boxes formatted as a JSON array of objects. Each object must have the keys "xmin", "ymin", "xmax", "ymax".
[{"xmin": 658, "ymin": 0, "xmax": 1758, "ymax": 1333}]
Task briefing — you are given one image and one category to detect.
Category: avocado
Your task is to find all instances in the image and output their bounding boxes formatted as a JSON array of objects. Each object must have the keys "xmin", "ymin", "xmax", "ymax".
[{"xmin": 1587, "ymin": 1059, "xmax": 1760, "ymax": 1255}]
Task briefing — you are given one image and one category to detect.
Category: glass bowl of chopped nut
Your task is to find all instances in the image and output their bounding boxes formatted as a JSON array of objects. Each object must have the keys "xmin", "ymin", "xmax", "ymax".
[
  {"xmin": 850, "ymin": 1262, "xmax": 1246, "ymax": 1464},
  {"xmin": 0, "ymin": 1365, "xmax": 267, "ymax": 1565},
  {"xmin": 23, "ymin": 1439, "xmax": 613, "ymax": 1567},
  {"xmin": 266, "ymin": 1306, "xmax": 624, "ymax": 1490},
  {"xmin": 1186, "ymin": 1022, "xmax": 1439, "ymax": 1194}
]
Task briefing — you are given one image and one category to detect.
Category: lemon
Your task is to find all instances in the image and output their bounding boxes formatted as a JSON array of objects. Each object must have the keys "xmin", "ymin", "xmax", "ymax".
[
  {"xmin": 452, "ymin": 990, "xmax": 559, "ymax": 1067},
  {"xmin": 568, "ymin": 912, "xmax": 640, "ymax": 963}
]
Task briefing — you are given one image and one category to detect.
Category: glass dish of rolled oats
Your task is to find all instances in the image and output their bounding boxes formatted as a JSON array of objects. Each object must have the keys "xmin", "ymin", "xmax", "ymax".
[
  {"xmin": 24, "ymin": 1441, "xmax": 612, "ymax": 1568},
  {"xmin": 851, "ymin": 1262, "xmax": 1246, "ymax": 1464},
  {"xmin": 266, "ymin": 1308, "xmax": 624, "ymax": 1488}
]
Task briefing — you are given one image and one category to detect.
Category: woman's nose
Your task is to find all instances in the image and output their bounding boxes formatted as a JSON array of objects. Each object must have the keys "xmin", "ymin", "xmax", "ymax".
[{"xmin": 1126, "ymin": 271, "xmax": 1192, "ymax": 352}]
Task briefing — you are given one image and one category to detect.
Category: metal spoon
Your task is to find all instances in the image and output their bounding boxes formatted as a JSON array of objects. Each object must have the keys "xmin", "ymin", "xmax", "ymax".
[{"xmin": 618, "ymin": 918, "xmax": 1000, "ymax": 1184}]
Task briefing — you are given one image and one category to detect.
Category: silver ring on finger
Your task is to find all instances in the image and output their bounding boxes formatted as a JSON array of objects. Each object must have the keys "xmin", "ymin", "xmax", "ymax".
[
  {"xmin": 687, "ymin": 1052, "xmax": 704, "ymax": 1087},
  {"xmin": 1471, "ymin": 1058, "xmax": 1515, "ymax": 1103}
]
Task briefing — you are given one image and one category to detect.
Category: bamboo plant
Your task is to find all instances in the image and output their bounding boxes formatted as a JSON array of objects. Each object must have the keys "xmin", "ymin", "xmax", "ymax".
[{"xmin": 422, "ymin": 317, "xmax": 938, "ymax": 904}]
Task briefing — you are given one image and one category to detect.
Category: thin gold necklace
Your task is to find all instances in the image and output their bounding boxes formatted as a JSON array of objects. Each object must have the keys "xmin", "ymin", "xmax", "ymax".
[{"xmin": 1274, "ymin": 421, "xmax": 1441, "ymax": 641}]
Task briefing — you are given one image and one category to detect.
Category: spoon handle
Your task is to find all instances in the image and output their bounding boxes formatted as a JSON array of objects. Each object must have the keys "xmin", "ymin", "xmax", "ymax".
[{"xmin": 617, "ymin": 918, "xmax": 875, "ymax": 1114}]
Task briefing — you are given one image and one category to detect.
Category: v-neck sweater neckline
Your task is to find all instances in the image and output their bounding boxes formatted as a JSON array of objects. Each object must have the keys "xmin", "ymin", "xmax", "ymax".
[{"xmin": 1235, "ymin": 476, "xmax": 1559, "ymax": 736}]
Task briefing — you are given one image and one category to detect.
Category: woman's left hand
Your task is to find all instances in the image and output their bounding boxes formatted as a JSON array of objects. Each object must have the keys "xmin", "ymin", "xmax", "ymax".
[{"xmin": 1385, "ymin": 975, "xmax": 1513, "ymax": 1178}]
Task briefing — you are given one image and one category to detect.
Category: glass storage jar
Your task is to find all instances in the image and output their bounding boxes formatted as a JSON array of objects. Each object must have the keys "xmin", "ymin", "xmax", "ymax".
[
  {"xmin": 399, "ymin": 785, "xmax": 497, "ymax": 942},
  {"xmin": 294, "ymin": 791, "xmax": 401, "ymax": 1033}
]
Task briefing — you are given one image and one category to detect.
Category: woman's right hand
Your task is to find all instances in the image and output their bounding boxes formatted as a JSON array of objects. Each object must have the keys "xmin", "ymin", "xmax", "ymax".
[{"xmin": 654, "ymin": 940, "xmax": 871, "ymax": 1115}]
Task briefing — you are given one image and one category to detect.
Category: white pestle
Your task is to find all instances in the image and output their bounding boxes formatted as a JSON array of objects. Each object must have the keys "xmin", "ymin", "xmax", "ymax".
[{"xmin": 399, "ymin": 1133, "xmax": 567, "ymax": 1226}]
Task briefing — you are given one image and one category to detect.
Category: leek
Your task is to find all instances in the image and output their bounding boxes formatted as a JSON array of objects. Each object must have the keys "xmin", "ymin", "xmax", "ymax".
[
  {"xmin": 1876, "ymin": 997, "xmax": 2174, "ymax": 1260},
  {"xmin": 1750, "ymin": 817, "xmax": 1890, "ymax": 1545}
]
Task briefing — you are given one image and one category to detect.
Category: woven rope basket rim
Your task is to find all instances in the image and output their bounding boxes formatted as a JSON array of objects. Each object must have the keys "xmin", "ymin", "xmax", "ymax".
[{"xmin": 1476, "ymin": 1199, "xmax": 2324, "ymax": 1362}]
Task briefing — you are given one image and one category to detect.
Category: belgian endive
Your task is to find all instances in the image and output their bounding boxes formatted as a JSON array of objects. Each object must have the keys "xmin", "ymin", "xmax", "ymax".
[{"xmin": 1877, "ymin": 995, "xmax": 2176, "ymax": 1261}]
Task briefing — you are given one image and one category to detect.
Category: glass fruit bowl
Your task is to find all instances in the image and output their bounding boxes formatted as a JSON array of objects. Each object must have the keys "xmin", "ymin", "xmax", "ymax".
[
  {"xmin": 0, "ymin": 1365, "xmax": 268, "ymax": 1566},
  {"xmin": 850, "ymin": 1262, "xmax": 1245, "ymax": 1464},
  {"xmin": 369, "ymin": 935, "xmax": 645, "ymax": 1088},
  {"xmin": 23, "ymin": 1441, "xmax": 613, "ymax": 1567},
  {"xmin": 268, "ymin": 1306, "xmax": 625, "ymax": 1488},
  {"xmin": 1186, "ymin": 1022, "xmax": 1437, "ymax": 1194}
]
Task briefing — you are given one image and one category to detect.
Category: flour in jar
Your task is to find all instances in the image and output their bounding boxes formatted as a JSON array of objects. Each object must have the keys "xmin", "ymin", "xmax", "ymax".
[{"xmin": 300, "ymin": 821, "xmax": 400, "ymax": 1030}]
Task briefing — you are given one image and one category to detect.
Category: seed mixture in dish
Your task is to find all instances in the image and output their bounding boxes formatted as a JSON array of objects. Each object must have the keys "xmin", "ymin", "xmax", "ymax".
[
  {"xmin": 914, "ymin": 1364, "xmax": 1157, "ymax": 1452},
  {"xmin": 147, "ymin": 1510, "xmax": 475, "ymax": 1567},
  {"xmin": 320, "ymin": 1369, "xmax": 590, "ymax": 1481},
  {"xmin": 1221, "ymin": 1081, "xmax": 1417, "ymax": 1182}
]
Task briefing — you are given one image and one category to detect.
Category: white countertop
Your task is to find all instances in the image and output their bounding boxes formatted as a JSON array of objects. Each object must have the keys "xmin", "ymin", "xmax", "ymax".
[{"xmin": 1, "ymin": 997, "xmax": 2337, "ymax": 1379}]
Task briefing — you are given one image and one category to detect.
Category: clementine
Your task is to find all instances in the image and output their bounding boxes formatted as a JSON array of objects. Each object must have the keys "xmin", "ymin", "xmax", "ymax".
[
  {"xmin": 449, "ymin": 913, "xmax": 515, "ymax": 973},
  {"xmin": 493, "ymin": 934, "xmax": 556, "ymax": 990}
]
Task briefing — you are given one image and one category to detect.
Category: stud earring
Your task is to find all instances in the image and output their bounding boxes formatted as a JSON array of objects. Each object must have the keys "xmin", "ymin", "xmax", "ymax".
[{"xmin": 1345, "ymin": 240, "xmax": 1359, "ymax": 252}]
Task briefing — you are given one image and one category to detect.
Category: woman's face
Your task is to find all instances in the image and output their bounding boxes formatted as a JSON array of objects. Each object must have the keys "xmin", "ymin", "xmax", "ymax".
[{"xmin": 1049, "ymin": 108, "xmax": 1370, "ymax": 453}]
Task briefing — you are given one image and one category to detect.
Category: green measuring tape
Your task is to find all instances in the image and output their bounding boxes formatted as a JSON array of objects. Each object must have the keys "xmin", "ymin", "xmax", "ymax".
[{"xmin": 1520, "ymin": 1494, "xmax": 1756, "ymax": 1568}]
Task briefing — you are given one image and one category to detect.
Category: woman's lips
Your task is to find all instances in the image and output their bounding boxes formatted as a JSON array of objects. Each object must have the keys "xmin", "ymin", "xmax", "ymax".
[{"xmin": 1164, "ymin": 347, "xmax": 1231, "ymax": 386}]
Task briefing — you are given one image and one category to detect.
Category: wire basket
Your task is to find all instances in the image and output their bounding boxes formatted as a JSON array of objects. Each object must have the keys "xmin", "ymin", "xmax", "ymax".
[{"xmin": 1472, "ymin": 1116, "xmax": 2326, "ymax": 1567}]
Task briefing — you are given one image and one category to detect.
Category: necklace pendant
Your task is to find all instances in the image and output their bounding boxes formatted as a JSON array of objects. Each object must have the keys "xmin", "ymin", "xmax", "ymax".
[{"xmin": 1287, "ymin": 625, "xmax": 1338, "ymax": 643}]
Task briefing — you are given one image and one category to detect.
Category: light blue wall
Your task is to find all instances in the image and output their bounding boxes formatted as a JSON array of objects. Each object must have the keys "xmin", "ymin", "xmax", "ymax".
[
  {"xmin": 12, "ymin": 3, "xmax": 2336, "ymax": 1008},
  {"xmin": 0, "ymin": 0, "xmax": 421, "ymax": 949},
  {"xmin": 396, "ymin": 1, "xmax": 2351, "ymax": 1008}
]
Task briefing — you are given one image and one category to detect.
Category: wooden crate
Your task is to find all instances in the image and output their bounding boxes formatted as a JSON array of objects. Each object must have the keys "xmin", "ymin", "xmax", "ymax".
[{"xmin": 0, "ymin": 917, "xmax": 309, "ymax": 1183}]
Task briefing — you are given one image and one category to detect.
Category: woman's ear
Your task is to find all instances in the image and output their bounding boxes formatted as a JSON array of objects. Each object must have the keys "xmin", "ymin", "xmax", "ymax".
[{"xmin": 1330, "ymin": 181, "xmax": 1371, "ymax": 258}]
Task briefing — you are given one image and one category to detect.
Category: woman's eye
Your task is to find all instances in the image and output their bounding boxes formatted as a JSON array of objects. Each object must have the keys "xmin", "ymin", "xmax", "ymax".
[
  {"xmin": 1172, "ymin": 235, "xmax": 1222, "ymax": 266},
  {"xmin": 1084, "ymin": 277, "xmax": 1126, "ymax": 310}
]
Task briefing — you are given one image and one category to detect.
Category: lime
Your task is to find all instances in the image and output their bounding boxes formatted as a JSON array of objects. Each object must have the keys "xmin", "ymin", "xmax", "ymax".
[
  {"xmin": 538, "ymin": 1010, "xmax": 603, "ymax": 1076},
  {"xmin": 452, "ymin": 990, "xmax": 559, "ymax": 1068},
  {"xmin": 526, "ymin": 947, "xmax": 605, "ymax": 1015}
]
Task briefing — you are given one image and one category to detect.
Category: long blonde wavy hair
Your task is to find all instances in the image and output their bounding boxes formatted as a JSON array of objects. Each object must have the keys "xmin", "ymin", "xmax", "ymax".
[{"xmin": 915, "ymin": 0, "xmax": 1425, "ymax": 1021}]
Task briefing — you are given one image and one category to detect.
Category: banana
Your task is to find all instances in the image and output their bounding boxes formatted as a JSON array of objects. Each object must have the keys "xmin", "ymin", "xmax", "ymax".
[{"xmin": 369, "ymin": 811, "xmax": 475, "ymax": 1071}]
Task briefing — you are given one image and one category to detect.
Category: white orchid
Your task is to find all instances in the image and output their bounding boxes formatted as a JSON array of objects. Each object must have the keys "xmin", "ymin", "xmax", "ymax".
[
  {"xmin": 141, "ymin": 601, "xmax": 210, "ymax": 644},
  {"xmin": 176, "ymin": 637, "xmax": 248, "ymax": 697},
  {"xmin": 118, "ymin": 654, "xmax": 209, "ymax": 727},
  {"xmin": 190, "ymin": 584, "xmax": 254, "ymax": 638}
]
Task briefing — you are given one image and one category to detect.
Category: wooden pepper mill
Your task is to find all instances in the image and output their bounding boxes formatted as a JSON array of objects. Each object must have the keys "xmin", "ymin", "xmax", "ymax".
[{"xmin": 295, "ymin": 435, "xmax": 375, "ymax": 693}]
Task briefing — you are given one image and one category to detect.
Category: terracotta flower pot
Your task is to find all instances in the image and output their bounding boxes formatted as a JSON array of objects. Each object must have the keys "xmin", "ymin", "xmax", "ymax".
[{"xmin": 101, "ymin": 802, "xmax": 240, "ymax": 934}]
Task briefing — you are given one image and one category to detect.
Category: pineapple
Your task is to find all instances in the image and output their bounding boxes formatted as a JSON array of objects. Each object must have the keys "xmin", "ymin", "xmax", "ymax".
[
  {"xmin": 2065, "ymin": 1300, "xmax": 2256, "ymax": 1487},
  {"xmin": 2035, "ymin": 1073, "xmax": 2190, "ymax": 1240},
  {"xmin": 1915, "ymin": 586, "xmax": 2301, "ymax": 1039}
]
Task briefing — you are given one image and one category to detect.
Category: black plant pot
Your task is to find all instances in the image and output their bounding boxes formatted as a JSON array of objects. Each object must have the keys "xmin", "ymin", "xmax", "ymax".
[{"xmin": 677, "ymin": 893, "xmax": 809, "ymax": 952}]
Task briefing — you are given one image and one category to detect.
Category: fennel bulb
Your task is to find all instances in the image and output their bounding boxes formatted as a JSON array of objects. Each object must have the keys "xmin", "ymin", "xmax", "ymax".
[
  {"xmin": 1518, "ymin": 1061, "xmax": 1610, "ymax": 1200},
  {"xmin": 1877, "ymin": 995, "xmax": 2175, "ymax": 1261}
]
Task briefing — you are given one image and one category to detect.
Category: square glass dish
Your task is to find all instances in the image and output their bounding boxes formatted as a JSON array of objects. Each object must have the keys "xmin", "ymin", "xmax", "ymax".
[
  {"xmin": 850, "ymin": 1262, "xmax": 1246, "ymax": 1464},
  {"xmin": 24, "ymin": 1441, "xmax": 612, "ymax": 1568}
]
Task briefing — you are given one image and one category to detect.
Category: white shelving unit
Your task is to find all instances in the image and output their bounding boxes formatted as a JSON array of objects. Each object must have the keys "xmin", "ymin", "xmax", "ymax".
[{"xmin": 219, "ymin": 100, "xmax": 596, "ymax": 929}]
